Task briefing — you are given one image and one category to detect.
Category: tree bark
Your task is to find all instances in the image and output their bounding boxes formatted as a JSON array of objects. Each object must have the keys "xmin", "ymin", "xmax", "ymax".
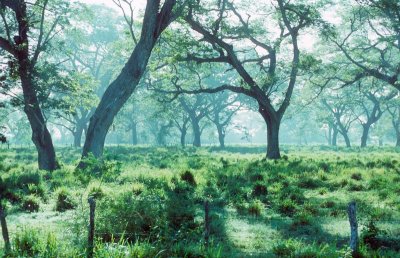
[
  {"xmin": 192, "ymin": 119, "xmax": 201, "ymax": 147},
  {"xmin": 332, "ymin": 127, "xmax": 338, "ymax": 146},
  {"xmin": 260, "ymin": 109, "xmax": 281, "ymax": 159},
  {"xmin": 217, "ymin": 125, "xmax": 225, "ymax": 148},
  {"xmin": 131, "ymin": 122, "xmax": 138, "ymax": 145},
  {"xmin": 21, "ymin": 68, "xmax": 58, "ymax": 171},
  {"xmin": 73, "ymin": 122, "xmax": 85, "ymax": 148},
  {"xmin": 360, "ymin": 123, "xmax": 370, "ymax": 148},
  {"xmin": 396, "ymin": 131, "xmax": 400, "ymax": 147},
  {"xmin": 180, "ymin": 128, "xmax": 187, "ymax": 147},
  {"xmin": 81, "ymin": 0, "xmax": 178, "ymax": 159},
  {"xmin": 342, "ymin": 131, "xmax": 351, "ymax": 148}
]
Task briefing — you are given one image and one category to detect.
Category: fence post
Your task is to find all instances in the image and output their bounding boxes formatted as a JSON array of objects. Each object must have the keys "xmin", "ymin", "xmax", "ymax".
[
  {"xmin": 87, "ymin": 197, "xmax": 96, "ymax": 258},
  {"xmin": 0, "ymin": 204, "xmax": 11, "ymax": 254},
  {"xmin": 204, "ymin": 200, "xmax": 210, "ymax": 247},
  {"xmin": 347, "ymin": 201, "xmax": 358, "ymax": 255}
]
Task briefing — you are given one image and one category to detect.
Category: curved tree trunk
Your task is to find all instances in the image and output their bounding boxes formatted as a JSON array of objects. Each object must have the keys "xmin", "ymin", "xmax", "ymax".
[
  {"xmin": 81, "ymin": 0, "xmax": 177, "ymax": 160},
  {"xmin": 341, "ymin": 132, "xmax": 351, "ymax": 148},
  {"xmin": 360, "ymin": 124, "xmax": 370, "ymax": 148},
  {"xmin": 21, "ymin": 68, "xmax": 57, "ymax": 171}
]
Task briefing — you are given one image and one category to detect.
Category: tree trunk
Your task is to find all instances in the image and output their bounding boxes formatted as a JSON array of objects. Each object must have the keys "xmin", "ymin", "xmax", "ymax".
[
  {"xmin": 332, "ymin": 127, "xmax": 338, "ymax": 147},
  {"xmin": 73, "ymin": 122, "xmax": 85, "ymax": 148},
  {"xmin": 81, "ymin": 0, "xmax": 176, "ymax": 160},
  {"xmin": 260, "ymin": 109, "xmax": 281, "ymax": 159},
  {"xmin": 192, "ymin": 119, "xmax": 201, "ymax": 147},
  {"xmin": 180, "ymin": 128, "xmax": 187, "ymax": 147},
  {"xmin": 131, "ymin": 122, "xmax": 138, "ymax": 145},
  {"xmin": 396, "ymin": 131, "xmax": 400, "ymax": 147},
  {"xmin": 82, "ymin": 41, "xmax": 155, "ymax": 158},
  {"xmin": 360, "ymin": 124, "xmax": 370, "ymax": 148},
  {"xmin": 327, "ymin": 125, "xmax": 332, "ymax": 145},
  {"xmin": 217, "ymin": 125, "xmax": 225, "ymax": 148},
  {"xmin": 342, "ymin": 131, "xmax": 351, "ymax": 148},
  {"xmin": 21, "ymin": 72, "xmax": 57, "ymax": 171}
]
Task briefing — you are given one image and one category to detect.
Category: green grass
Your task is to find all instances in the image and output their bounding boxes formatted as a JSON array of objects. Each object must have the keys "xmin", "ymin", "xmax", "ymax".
[{"xmin": 0, "ymin": 145, "xmax": 399, "ymax": 257}]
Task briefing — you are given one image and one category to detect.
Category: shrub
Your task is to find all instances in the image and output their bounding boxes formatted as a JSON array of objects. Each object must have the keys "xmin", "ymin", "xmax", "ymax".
[
  {"xmin": 27, "ymin": 183, "xmax": 47, "ymax": 199},
  {"xmin": 14, "ymin": 228, "xmax": 42, "ymax": 257},
  {"xmin": 347, "ymin": 182, "xmax": 365, "ymax": 192},
  {"xmin": 96, "ymin": 187, "xmax": 168, "ymax": 242},
  {"xmin": 272, "ymin": 241, "xmax": 295, "ymax": 257},
  {"xmin": 166, "ymin": 181, "xmax": 197, "ymax": 231},
  {"xmin": 21, "ymin": 195, "xmax": 40, "ymax": 212},
  {"xmin": 351, "ymin": 172, "xmax": 363, "ymax": 181},
  {"xmin": 277, "ymin": 199, "xmax": 297, "ymax": 216},
  {"xmin": 252, "ymin": 183, "xmax": 268, "ymax": 197},
  {"xmin": 55, "ymin": 188, "xmax": 76, "ymax": 212},
  {"xmin": 297, "ymin": 177, "xmax": 322, "ymax": 189},
  {"xmin": 291, "ymin": 212, "xmax": 312, "ymax": 228},
  {"xmin": 13, "ymin": 228, "xmax": 59, "ymax": 257},
  {"xmin": 180, "ymin": 170, "xmax": 197, "ymax": 187},
  {"xmin": 248, "ymin": 199, "xmax": 264, "ymax": 216}
]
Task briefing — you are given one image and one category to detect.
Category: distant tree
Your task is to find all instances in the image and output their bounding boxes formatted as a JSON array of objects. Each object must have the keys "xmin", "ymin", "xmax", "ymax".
[
  {"xmin": 163, "ymin": 0, "xmax": 320, "ymax": 158},
  {"xmin": 321, "ymin": 88, "xmax": 359, "ymax": 147},
  {"xmin": 179, "ymin": 94, "xmax": 211, "ymax": 147},
  {"xmin": 326, "ymin": 0, "xmax": 400, "ymax": 91},
  {"xmin": 206, "ymin": 92, "xmax": 241, "ymax": 148}
]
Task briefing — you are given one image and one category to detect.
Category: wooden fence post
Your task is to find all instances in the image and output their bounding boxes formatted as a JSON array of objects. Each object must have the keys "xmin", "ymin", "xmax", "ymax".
[
  {"xmin": 87, "ymin": 197, "xmax": 96, "ymax": 258},
  {"xmin": 204, "ymin": 200, "xmax": 210, "ymax": 247},
  {"xmin": 347, "ymin": 201, "xmax": 358, "ymax": 255},
  {"xmin": 0, "ymin": 204, "xmax": 11, "ymax": 254}
]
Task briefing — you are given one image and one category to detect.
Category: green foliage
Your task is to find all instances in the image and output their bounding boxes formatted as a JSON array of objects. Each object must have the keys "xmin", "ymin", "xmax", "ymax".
[
  {"xmin": 55, "ymin": 187, "xmax": 76, "ymax": 212},
  {"xmin": 13, "ymin": 228, "xmax": 60, "ymax": 257},
  {"xmin": 21, "ymin": 195, "xmax": 40, "ymax": 212}
]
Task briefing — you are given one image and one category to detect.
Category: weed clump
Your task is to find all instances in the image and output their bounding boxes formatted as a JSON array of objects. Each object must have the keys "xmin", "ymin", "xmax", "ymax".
[
  {"xmin": 21, "ymin": 195, "xmax": 40, "ymax": 212},
  {"xmin": 180, "ymin": 171, "xmax": 197, "ymax": 187},
  {"xmin": 55, "ymin": 188, "xmax": 75, "ymax": 212}
]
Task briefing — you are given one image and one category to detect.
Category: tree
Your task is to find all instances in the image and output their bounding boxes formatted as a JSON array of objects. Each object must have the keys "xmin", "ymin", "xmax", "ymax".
[
  {"xmin": 206, "ymin": 91, "xmax": 241, "ymax": 148},
  {"xmin": 0, "ymin": 0, "xmax": 70, "ymax": 170},
  {"xmin": 322, "ymin": 92, "xmax": 358, "ymax": 148},
  {"xmin": 163, "ymin": 0, "xmax": 319, "ymax": 158},
  {"xmin": 387, "ymin": 96, "xmax": 400, "ymax": 146},
  {"xmin": 327, "ymin": 0, "xmax": 400, "ymax": 91},
  {"xmin": 81, "ymin": 0, "xmax": 185, "ymax": 160}
]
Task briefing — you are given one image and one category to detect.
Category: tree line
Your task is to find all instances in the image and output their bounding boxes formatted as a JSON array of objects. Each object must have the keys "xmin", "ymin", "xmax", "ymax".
[{"xmin": 0, "ymin": 0, "xmax": 399, "ymax": 171}]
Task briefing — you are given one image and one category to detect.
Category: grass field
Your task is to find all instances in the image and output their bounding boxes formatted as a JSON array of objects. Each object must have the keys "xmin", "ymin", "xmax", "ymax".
[{"xmin": 0, "ymin": 146, "xmax": 399, "ymax": 257}]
